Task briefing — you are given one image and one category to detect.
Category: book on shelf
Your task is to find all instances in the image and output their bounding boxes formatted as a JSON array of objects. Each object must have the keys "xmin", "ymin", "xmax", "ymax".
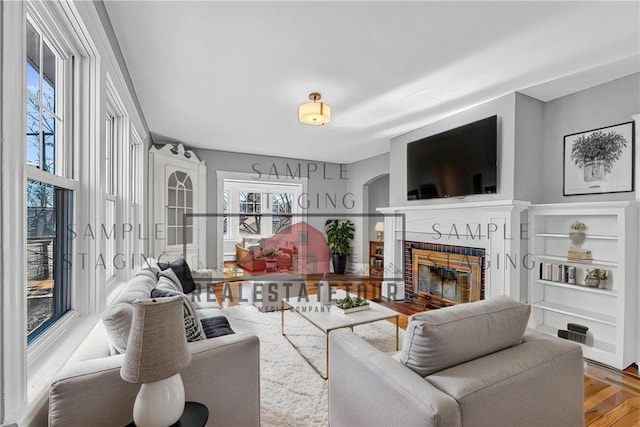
[
  {"xmin": 540, "ymin": 262, "xmax": 575, "ymax": 284},
  {"xmin": 540, "ymin": 262, "xmax": 553, "ymax": 281},
  {"xmin": 567, "ymin": 250, "xmax": 592, "ymax": 262}
]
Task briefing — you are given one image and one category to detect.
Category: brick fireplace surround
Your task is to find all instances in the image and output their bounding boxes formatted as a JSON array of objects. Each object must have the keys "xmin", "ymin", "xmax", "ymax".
[{"xmin": 404, "ymin": 241, "xmax": 486, "ymax": 303}]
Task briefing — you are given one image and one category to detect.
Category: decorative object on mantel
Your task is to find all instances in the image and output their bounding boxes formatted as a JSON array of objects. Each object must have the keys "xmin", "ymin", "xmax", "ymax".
[
  {"xmin": 585, "ymin": 268, "xmax": 608, "ymax": 288},
  {"xmin": 567, "ymin": 221, "xmax": 592, "ymax": 262},
  {"xmin": 121, "ymin": 297, "xmax": 191, "ymax": 427},
  {"xmin": 563, "ymin": 121, "xmax": 635, "ymax": 196},
  {"xmin": 299, "ymin": 92, "xmax": 331, "ymax": 125},
  {"xmin": 332, "ymin": 296, "xmax": 369, "ymax": 314},
  {"xmin": 374, "ymin": 222, "xmax": 384, "ymax": 241}
]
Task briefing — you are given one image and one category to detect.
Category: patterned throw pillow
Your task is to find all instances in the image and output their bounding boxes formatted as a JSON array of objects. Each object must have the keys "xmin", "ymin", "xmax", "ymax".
[
  {"xmin": 157, "ymin": 258, "xmax": 197, "ymax": 293},
  {"xmin": 150, "ymin": 288, "xmax": 206, "ymax": 342}
]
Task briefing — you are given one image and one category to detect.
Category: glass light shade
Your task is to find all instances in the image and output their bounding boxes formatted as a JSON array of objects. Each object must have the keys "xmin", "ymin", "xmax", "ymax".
[
  {"xmin": 298, "ymin": 102, "xmax": 331, "ymax": 125},
  {"xmin": 374, "ymin": 222, "xmax": 384, "ymax": 232}
]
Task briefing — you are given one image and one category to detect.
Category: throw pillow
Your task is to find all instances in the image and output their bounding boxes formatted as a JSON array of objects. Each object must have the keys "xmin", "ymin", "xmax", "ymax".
[
  {"xmin": 200, "ymin": 316, "xmax": 235, "ymax": 338},
  {"xmin": 399, "ymin": 295, "xmax": 531, "ymax": 376},
  {"xmin": 101, "ymin": 272, "xmax": 158, "ymax": 353},
  {"xmin": 140, "ymin": 257, "xmax": 161, "ymax": 276},
  {"xmin": 157, "ymin": 258, "xmax": 197, "ymax": 293},
  {"xmin": 157, "ymin": 268, "xmax": 183, "ymax": 292},
  {"xmin": 150, "ymin": 288, "xmax": 206, "ymax": 342}
]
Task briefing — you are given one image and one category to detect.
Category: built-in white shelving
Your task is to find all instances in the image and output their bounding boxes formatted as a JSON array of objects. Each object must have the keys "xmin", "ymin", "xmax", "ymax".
[
  {"xmin": 535, "ymin": 254, "xmax": 618, "ymax": 268},
  {"xmin": 534, "ymin": 279, "xmax": 616, "ymax": 296},
  {"xmin": 534, "ymin": 233, "xmax": 618, "ymax": 240},
  {"xmin": 528, "ymin": 201, "xmax": 638, "ymax": 370}
]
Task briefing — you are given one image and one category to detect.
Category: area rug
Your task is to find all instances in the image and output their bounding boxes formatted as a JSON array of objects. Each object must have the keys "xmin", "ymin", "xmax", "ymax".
[{"xmin": 223, "ymin": 304, "xmax": 404, "ymax": 427}]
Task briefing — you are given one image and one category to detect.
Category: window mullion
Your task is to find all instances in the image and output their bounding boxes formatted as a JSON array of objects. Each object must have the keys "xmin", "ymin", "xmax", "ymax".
[
  {"xmin": 38, "ymin": 32, "xmax": 44, "ymax": 171},
  {"xmin": 25, "ymin": 166, "xmax": 77, "ymax": 192},
  {"xmin": 41, "ymin": 104, "xmax": 62, "ymax": 121},
  {"xmin": 263, "ymin": 192, "xmax": 272, "ymax": 236}
]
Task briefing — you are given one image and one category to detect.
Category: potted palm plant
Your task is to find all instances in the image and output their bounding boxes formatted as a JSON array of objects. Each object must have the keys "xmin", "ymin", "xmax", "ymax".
[
  {"xmin": 325, "ymin": 220, "xmax": 354, "ymax": 274},
  {"xmin": 570, "ymin": 130, "xmax": 628, "ymax": 182}
]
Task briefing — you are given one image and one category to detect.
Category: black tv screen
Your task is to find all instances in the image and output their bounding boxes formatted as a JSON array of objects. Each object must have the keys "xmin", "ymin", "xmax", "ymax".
[{"xmin": 407, "ymin": 115, "xmax": 497, "ymax": 200}]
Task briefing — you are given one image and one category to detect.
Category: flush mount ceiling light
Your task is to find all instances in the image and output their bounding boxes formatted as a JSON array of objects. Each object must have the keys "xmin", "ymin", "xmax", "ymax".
[{"xmin": 298, "ymin": 92, "xmax": 331, "ymax": 126}]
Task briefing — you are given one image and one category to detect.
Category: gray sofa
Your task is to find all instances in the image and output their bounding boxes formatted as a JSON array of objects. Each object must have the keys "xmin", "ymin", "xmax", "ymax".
[
  {"xmin": 328, "ymin": 296, "xmax": 584, "ymax": 427},
  {"xmin": 49, "ymin": 267, "xmax": 260, "ymax": 427}
]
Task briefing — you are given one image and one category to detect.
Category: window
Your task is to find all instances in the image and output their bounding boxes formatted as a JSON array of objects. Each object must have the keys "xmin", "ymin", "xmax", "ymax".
[
  {"xmin": 26, "ymin": 21, "xmax": 63, "ymax": 174},
  {"xmin": 239, "ymin": 192, "xmax": 262, "ymax": 235},
  {"xmin": 105, "ymin": 114, "xmax": 115, "ymax": 196},
  {"xmin": 167, "ymin": 171, "xmax": 193, "ymax": 246},
  {"xmin": 223, "ymin": 190, "xmax": 229, "ymax": 235},
  {"xmin": 272, "ymin": 193, "xmax": 293, "ymax": 234},
  {"xmin": 25, "ymin": 17, "xmax": 74, "ymax": 342},
  {"xmin": 129, "ymin": 128, "xmax": 144, "ymax": 266},
  {"xmin": 104, "ymin": 76, "xmax": 128, "ymax": 281},
  {"xmin": 104, "ymin": 113, "xmax": 116, "ymax": 279},
  {"xmin": 223, "ymin": 180, "xmax": 301, "ymax": 238}
]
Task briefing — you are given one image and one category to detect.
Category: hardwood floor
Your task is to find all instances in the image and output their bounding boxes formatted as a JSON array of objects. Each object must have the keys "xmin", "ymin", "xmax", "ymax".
[
  {"xmin": 212, "ymin": 272, "xmax": 640, "ymax": 425},
  {"xmin": 584, "ymin": 362, "xmax": 640, "ymax": 426}
]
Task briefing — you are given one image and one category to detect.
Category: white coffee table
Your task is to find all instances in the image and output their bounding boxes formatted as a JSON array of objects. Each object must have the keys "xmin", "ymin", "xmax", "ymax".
[{"xmin": 281, "ymin": 290, "xmax": 400, "ymax": 379}]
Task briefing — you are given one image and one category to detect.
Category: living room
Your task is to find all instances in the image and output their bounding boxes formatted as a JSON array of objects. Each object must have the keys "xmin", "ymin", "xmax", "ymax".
[{"xmin": 1, "ymin": 1, "xmax": 640, "ymax": 426}]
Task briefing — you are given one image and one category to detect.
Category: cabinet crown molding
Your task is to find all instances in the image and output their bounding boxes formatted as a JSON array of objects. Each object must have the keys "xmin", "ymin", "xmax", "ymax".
[{"xmin": 150, "ymin": 143, "xmax": 204, "ymax": 165}]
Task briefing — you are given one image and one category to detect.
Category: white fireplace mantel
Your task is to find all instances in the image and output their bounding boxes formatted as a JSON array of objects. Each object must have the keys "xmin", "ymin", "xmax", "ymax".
[{"xmin": 378, "ymin": 200, "xmax": 531, "ymax": 302}]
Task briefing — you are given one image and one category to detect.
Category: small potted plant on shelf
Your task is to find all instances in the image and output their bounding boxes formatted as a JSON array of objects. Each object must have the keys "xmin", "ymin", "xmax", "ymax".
[
  {"xmin": 585, "ymin": 268, "xmax": 607, "ymax": 288},
  {"xmin": 568, "ymin": 221, "xmax": 587, "ymax": 250},
  {"xmin": 332, "ymin": 296, "xmax": 369, "ymax": 314}
]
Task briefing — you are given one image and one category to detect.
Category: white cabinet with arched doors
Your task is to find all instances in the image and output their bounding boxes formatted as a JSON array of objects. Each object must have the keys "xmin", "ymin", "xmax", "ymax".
[{"xmin": 149, "ymin": 143, "xmax": 207, "ymax": 268}]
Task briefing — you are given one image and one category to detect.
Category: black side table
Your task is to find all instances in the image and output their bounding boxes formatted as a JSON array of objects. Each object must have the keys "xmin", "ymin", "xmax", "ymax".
[{"xmin": 126, "ymin": 402, "xmax": 209, "ymax": 427}]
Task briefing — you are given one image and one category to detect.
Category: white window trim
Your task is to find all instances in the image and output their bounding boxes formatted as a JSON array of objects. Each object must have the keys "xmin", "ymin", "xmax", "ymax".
[
  {"xmin": 129, "ymin": 125, "xmax": 144, "ymax": 271},
  {"xmin": 2, "ymin": 0, "xmax": 151, "ymax": 423},
  {"xmin": 0, "ymin": 1, "xmax": 100, "ymax": 423},
  {"xmin": 224, "ymin": 179, "xmax": 303, "ymax": 238},
  {"xmin": 216, "ymin": 170, "xmax": 308, "ymax": 269},
  {"xmin": 103, "ymin": 73, "xmax": 130, "ymax": 285},
  {"xmin": 25, "ymin": 14, "xmax": 69, "ymax": 176},
  {"xmin": 24, "ymin": 9, "xmax": 77, "ymax": 343}
]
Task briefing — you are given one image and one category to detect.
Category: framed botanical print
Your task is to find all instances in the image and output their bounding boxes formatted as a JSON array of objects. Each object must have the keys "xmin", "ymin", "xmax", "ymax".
[{"xmin": 563, "ymin": 121, "xmax": 635, "ymax": 196}]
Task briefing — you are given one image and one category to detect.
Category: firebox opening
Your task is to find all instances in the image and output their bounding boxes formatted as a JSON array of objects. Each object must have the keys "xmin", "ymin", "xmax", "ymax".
[{"xmin": 404, "ymin": 242, "xmax": 485, "ymax": 307}]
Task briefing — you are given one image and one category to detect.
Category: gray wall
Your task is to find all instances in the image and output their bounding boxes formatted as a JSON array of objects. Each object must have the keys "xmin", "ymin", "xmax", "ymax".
[
  {"xmin": 367, "ymin": 174, "xmax": 389, "ymax": 241},
  {"xmin": 389, "ymin": 93, "xmax": 517, "ymax": 207},
  {"xmin": 191, "ymin": 148, "xmax": 348, "ymax": 267},
  {"xmin": 514, "ymin": 93, "xmax": 545, "ymax": 203},
  {"xmin": 541, "ymin": 73, "xmax": 639, "ymax": 203},
  {"xmin": 345, "ymin": 153, "xmax": 390, "ymax": 269}
]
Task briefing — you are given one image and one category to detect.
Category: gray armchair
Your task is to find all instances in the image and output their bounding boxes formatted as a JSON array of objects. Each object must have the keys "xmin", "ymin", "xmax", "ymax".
[{"xmin": 328, "ymin": 296, "xmax": 584, "ymax": 427}]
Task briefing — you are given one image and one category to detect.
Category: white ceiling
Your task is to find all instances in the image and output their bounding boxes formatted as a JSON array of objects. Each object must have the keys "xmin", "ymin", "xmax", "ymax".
[{"xmin": 104, "ymin": 1, "xmax": 640, "ymax": 163}]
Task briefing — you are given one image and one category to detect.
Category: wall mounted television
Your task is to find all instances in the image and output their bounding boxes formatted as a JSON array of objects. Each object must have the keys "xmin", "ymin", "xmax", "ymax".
[{"xmin": 407, "ymin": 115, "xmax": 498, "ymax": 200}]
